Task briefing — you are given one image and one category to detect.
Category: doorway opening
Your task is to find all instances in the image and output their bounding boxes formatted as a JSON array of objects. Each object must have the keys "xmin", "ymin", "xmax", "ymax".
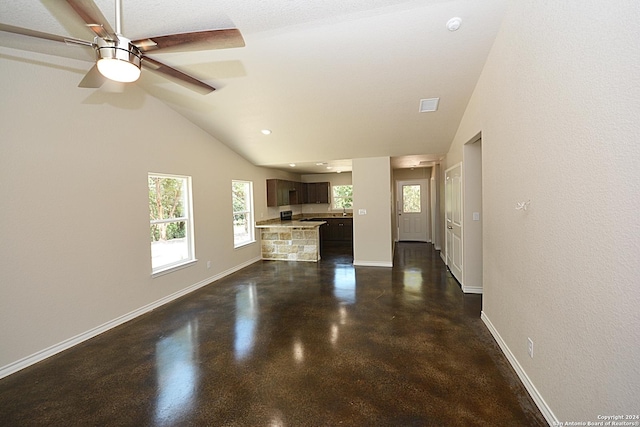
[{"xmin": 462, "ymin": 134, "xmax": 483, "ymax": 294}]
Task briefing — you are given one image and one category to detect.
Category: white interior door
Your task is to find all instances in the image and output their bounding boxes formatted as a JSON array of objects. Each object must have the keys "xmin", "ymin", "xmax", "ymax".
[
  {"xmin": 398, "ymin": 180, "xmax": 428, "ymax": 242},
  {"xmin": 445, "ymin": 164, "xmax": 463, "ymax": 282}
]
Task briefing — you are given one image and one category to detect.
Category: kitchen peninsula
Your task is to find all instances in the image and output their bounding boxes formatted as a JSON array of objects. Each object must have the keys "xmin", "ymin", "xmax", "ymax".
[
  {"xmin": 255, "ymin": 213, "xmax": 326, "ymax": 262},
  {"xmin": 255, "ymin": 211, "xmax": 354, "ymax": 262}
]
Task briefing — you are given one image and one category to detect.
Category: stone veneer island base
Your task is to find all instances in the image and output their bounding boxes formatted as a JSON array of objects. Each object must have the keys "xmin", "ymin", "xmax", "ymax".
[{"xmin": 256, "ymin": 220, "xmax": 326, "ymax": 262}]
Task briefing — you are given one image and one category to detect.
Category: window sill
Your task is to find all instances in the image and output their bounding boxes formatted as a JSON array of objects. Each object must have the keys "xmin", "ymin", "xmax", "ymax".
[
  {"xmin": 152, "ymin": 259, "xmax": 198, "ymax": 278},
  {"xmin": 234, "ymin": 240, "xmax": 256, "ymax": 250}
]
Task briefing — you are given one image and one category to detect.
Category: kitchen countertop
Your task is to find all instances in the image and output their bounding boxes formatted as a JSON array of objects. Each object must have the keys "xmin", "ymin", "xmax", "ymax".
[
  {"xmin": 255, "ymin": 220, "xmax": 326, "ymax": 228},
  {"xmin": 256, "ymin": 214, "xmax": 353, "ymax": 228}
]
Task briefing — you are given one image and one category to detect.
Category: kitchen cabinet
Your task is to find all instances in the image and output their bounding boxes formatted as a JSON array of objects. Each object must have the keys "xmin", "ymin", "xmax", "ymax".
[
  {"xmin": 306, "ymin": 182, "xmax": 330, "ymax": 204},
  {"xmin": 267, "ymin": 180, "xmax": 329, "ymax": 206},
  {"xmin": 322, "ymin": 217, "xmax": 353, "ymax": 242},
  {"xmin": 267, "ymin": 179, "xmax": 296, "ymax": 207},
  {"xmin": 293, "ymin": 181, "xmax": 307, "ymax": 205}
]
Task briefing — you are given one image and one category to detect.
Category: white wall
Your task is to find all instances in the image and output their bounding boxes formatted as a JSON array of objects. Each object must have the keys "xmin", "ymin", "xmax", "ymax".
[
  {"xmin": 445, "ymin": 0, "xmax": 640, "ymax": 422},
  {"xmin": 0, "ymin": 47, "xmax": 278, "ymax": 374},
  {"xmin": 352, "ymin": 157, "xmax": 393, "ymax": 267}
]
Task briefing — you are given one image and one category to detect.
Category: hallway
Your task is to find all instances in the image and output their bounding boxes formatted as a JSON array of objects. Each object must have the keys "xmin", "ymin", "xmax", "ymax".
[{"xmin": 0, "ymin": 243, "xmax": 546, "ymax": 426}]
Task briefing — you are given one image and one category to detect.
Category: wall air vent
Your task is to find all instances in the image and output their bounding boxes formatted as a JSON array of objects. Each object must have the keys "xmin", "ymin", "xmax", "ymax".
[{"xmin": 419, "ymin": 98, "xmax": 440, "ymax": 112}]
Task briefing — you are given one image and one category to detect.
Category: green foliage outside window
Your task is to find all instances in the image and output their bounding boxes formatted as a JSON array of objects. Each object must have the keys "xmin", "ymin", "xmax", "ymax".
[
  {"xmin": 149, "ymin": 176, "xmax": 186, "ymax": 241},
  {"xmin": 402, "ymin": 185, "xmax": 421, "ymax": 213},
  {"xmin": 333, "ymin": 185, "xmax": 353, "ymax": 209},
  {"xmin": 232, "ymin": 181, "xmax": 248, "ymax": 217},
  {"xmin": 232, "ymin": 180, "xmax": 253, "ymax": 246}
]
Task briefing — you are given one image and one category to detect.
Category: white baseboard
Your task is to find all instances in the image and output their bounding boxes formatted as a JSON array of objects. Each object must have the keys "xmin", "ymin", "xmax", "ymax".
[
  {"xmin": 481, "ymin": 311, "xmax": 557, "ymax": 426},
  {"xmin": 353, "ymin": 260, "xmax": 393, "ymax": 267},
  {"xmin": 440, "ymin": 251, "xmax": 447, "ymax": 264},
  {"xmin": 462, "ymin": 285, "xmax": 483, "ymax": 294},
  {"xmin": 0, "ymin": 256, "xmax": 261, "ymax": 380}
]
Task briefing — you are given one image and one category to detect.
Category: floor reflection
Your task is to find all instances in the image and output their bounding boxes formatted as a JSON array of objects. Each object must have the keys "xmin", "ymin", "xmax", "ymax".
[
  {"xmin": 403, "ymin": 268, "xmax": 423, "ymax": 291},
  {"xmin": 330, "ymin": 323, "xmax": 339, "ymax": 345},
  {"xmin": 399, "ymin": 268, "xmax": 425, "ymax": 303},
  {"xmin": 333, "ymin": 267, "xmax": 356, "ymax": 304},
  {"xmin": 234, "ymin": 283, "xmax": 258, "ymax": 361},
  {"xmin": 293, "ymin": 337, "xmax": 305, "ymax": 364},
  {"xmin": 154, "ymin": 320, "xmax": 200, "ymax": 425}
]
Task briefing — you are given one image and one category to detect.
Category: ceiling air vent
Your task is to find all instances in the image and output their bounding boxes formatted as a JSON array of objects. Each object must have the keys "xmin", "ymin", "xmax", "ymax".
[{"xmin": 419, "ymin": 98, "xmax": 440, "ymax": 113}]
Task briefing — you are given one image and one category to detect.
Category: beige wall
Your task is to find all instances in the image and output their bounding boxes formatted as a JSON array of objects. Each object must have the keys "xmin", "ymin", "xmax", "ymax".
[
  {"xmin": 352, "ymin": 157, "xmax": 393, "ymax": 267},
  {"xmin": 444, "ymin": 0, "xmax": 640, "ymax": 422},
  {"xmin": 392, "ymin": 167, "xmax": 431, "ymax": 181},
  {"xmin": 0, "ymin": 47, "xmax": 278, "ymax": 373}
]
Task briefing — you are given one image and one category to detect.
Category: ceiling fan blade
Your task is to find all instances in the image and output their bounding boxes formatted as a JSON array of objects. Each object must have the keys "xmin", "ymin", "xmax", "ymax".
[
  {"xmin": 132, "ymin": 29, "xmax": 244, "ymax": 53},
  {"xmin": 78, "ymin": 64, "xmax": 106, "ymax": 88},
  {"xmin": 65, "ymin": 0, "xmax": 118, "ymax": 41},
  {"xmin": 0, "ymin": 23, "xmax": 93, "ymax": 47},
  {"xmin": 142, "ymin": 56, "xmax": 215, "ymax": 94}
]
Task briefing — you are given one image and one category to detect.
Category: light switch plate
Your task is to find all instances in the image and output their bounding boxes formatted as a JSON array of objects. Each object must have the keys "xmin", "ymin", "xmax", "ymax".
[
  {"xmin": 358, "ymin": 209, "xmax": 367, "ymax": 215},
  {"xmin": 473, "ymin": 212, "xmax": 480, "ymax": 221}
]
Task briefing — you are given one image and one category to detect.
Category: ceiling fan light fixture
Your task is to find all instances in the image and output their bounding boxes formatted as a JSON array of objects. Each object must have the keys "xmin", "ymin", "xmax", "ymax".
[
  {"xmin": 97, "ymin": 58, "xmax": 141, "ymax": 82},
  {"xmin": 95, "ymin": 37, "xmax": 142, "ymax": 83}
]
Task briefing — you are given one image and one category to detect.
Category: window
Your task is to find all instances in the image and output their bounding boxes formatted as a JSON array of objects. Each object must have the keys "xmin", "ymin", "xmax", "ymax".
[
  {"xmin": 232, "ymin": 180, "xmax": 255, "ymax": 247},
  {"xmin": 149, "ymin": 174, "xmax": 195, "ymax": 274},
  {"xmin": 332, "ymin": 185, "xmax": 353, "ymax": 210}
]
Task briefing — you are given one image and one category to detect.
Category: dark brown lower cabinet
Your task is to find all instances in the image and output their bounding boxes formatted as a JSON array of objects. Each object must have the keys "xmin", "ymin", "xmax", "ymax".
[{"xmin": 322, "ymin": 218, "xmax": 353, "ymax": 242}]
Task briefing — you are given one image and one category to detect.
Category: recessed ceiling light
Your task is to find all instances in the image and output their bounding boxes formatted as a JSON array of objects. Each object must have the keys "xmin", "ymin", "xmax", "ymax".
[
  {"xmin": 289, "ymin": 163, "xmax": 296, "ymax": 167},
  {"xmin": 336, "ymin": 170, "xmax": 342, "ymax": 174},
  {"xmin": 316, "ymin": 162, "xmax": 327, "ymax": 166},
  {"xmin": 326, "ymin": 166, "xmax": 333, "ymax": 170},
  {"xmin": 261, "ymin": 129, "xmax": 272, "ymax": 135},
  {"xmin": 446, "ymin": 17, "xmax": 462, "ymax": 32}
]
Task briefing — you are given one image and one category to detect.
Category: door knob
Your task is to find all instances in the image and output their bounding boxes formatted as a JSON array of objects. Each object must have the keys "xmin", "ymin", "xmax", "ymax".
[{"xmin": 447, "ymin": 226, "xmax": 453, "ymax": 229}]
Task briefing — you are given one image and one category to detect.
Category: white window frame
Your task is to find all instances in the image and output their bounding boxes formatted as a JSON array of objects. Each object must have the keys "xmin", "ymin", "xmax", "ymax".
[
  {"xmin": 232, "ymin": 180, "xmax": 255, "ymax": 248},
  {"xmin": 149, "ymin": 173, "xmax": 196, "ymax": 276},
  {"xmin": 332, "ymin": 184, "xmax": 353, "ymax": 210}
]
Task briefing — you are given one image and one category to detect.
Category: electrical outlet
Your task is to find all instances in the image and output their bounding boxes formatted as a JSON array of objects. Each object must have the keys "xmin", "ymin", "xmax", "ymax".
[
  {"xmin": 207, "ymin": 261, "xmax": 211, "ymax": 269},
  {"xmin": 527, "ymin": 338, "xmax": 534, "ymax": 358}
]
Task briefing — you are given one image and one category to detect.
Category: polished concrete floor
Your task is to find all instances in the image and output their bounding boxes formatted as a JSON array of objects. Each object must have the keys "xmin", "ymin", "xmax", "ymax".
[{"xmin": 0, "ymin": 243, "xmax": 547, "ymax": 426}]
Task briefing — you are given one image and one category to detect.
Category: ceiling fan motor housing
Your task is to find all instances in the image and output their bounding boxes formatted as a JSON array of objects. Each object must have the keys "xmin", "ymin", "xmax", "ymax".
[{"xmin": 95, "ymin": 36, "xmax": 142, "ymax": 82}]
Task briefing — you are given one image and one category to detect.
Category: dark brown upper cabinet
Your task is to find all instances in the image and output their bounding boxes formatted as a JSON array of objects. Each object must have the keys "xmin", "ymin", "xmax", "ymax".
[
  {"xmin": 306, "ymin": 182, "xmax": 330, "ymax": 204},
  {"xmin": 266, "ymin": 179, "xmax": 330, "ymax": 207}
]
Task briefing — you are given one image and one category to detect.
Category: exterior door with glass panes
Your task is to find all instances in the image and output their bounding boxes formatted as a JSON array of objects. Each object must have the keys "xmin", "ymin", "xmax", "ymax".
[{"xmin": 397, "ymin": 180, "xmax": 428, "ymax": 241}]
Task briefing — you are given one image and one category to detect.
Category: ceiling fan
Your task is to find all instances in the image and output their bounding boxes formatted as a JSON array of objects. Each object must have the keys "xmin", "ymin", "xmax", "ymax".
[{"xmin": 0, "ymin": 0, "xmax": 245, "ymax": 94}]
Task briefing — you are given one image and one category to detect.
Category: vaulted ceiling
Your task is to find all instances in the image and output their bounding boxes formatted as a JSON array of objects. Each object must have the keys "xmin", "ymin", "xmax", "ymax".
[{"xmin": 0, "ymin": 0, "xmax": 506, "ymax": 173}]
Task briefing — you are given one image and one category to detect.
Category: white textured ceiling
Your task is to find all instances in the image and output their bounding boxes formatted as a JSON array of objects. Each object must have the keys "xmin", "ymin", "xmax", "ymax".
[{"xmin": 0, "ymin": 0, "xmax": 506, "ymax": 173}]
